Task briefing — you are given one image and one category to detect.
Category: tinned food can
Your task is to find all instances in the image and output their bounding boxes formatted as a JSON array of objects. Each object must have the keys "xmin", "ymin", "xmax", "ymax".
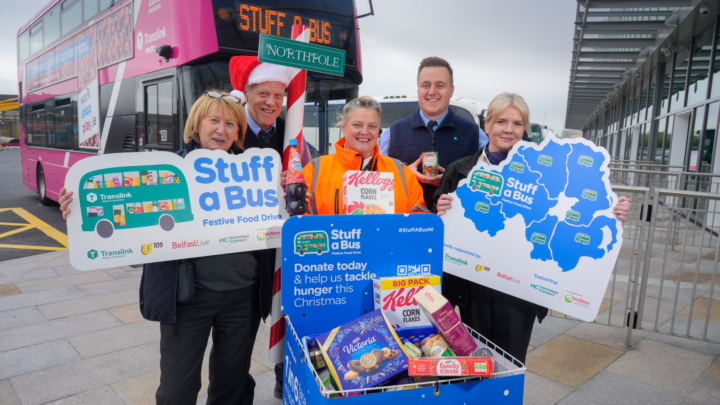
[
  {"xmin": 422, "ymin": 152, "xmax": 439, "ymax": 176},
  {"xmin": 310, "ymin": 349, "xmax": 326, "ymax": 370}
]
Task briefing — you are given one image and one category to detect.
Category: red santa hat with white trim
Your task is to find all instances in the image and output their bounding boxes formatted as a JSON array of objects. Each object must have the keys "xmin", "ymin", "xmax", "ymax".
[{"xmin": 229, "ymin": 56, "xmax": 291, "ymax": 104}]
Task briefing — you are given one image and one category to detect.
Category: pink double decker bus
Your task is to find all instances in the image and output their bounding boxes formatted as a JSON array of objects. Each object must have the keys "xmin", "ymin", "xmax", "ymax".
[{"xmin": 17, "ymin": 0, "xmax": 363, "ymax": 204}]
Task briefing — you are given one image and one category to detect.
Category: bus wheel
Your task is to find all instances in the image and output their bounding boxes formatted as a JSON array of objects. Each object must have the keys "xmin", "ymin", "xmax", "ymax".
[
  {"xmin": 96, "ymin": 220, "xmax": 114, "ymax": 238},
  {"xmin": 299, "ymin": 249, "xmax": 305, "ymax": 256},
  {"xmin": 160, "ymin": 215, "xmax": 175, "ymax": 231},
  {"xmin": 37, "ymin": 165, "xmax": 52, "ymax": 206},
  {"xmin": 317, "ymin": 248, "xmax": 323, "ymax": 255}
]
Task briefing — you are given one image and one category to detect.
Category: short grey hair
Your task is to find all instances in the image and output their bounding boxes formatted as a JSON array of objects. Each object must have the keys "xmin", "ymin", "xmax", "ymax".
[{"xmin": 336, "ymin": 96, "xmax": 382, "ymax": 127}]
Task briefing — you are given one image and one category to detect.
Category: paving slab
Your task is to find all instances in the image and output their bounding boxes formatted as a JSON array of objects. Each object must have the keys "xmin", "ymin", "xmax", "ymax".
[
  {"xmin": 46, "ymin": 386, "xmax": 126, "ymax": 405},
  {"xmin": 526, "ymin": 335, "xmax": 623, "ymax": 387},
  {"xmin": 9, "ymin": 343, "xmax": 160, "ymax": 405},
  {"xmin": 0, "ymin": 286, "xmax": 85, "ymax": 312},
  {"xmin": 678, "ymin": 297, "xmax": 720, "ymax": 324},
  {"xmin": 565, "ymin": 322, "xmax": 648, "ymax": 349},
  {"xmin": 107, "ymin": 304, "xmax": 144, "ymax": 324},
  {"xmin": 105, "ymin": 267, "xmax": 143, "ymax": 279},
  {"xmin": 646, "ymin": 331, "xmax": 720, "ymax": 357},
  {"xmin": 52, "ymin": 264, "xmax": 90, "ymax": 276},
  {"xmin": 252, "ymin": 370, "xmax": 282, "ymax": 405},
  {"xmin": 528, "ymin": 316, "xmax": 582, "ymax": 348},
  {"xmin": 0, "ymin": 339, "xmax": 81, "ymax": 380},
  {"xmin": 0, "ymin": 379, "xmax": 21, "ymax": 405},
  {"xmin": 0, "ymin": 284, "xmax": 21, "ymax": 297},
  {"xmin": 0, "ymin": 267, "xmax": 59, "ymax": 284},
  {"xmin": 0, "ymin": 306, "xmax": 47, "ymax": 330},
  {"xmin": 0, "ymin": 310, "xmax": 122, "ymax": 352},
  {"xmin": 67, "ymin": 320, "xmax": 160, "ymax": 358},
  {"xmin": 679, "ymin": 375, "xmax": 720, "ymax": 405},
  {"xmin": 706, "ymin": 356, "xmax": 720, "ymax": 379},
  {"xmin": 37, "ymin": 289, "xmax": 138, "ymax": 320},
  {"xmin": 110, "ymin": 370, "xmax": 160, "ymax": 405},
  {"xmin": 252, "ymin": 337, "xmax": 276, "ymax": 370},
  {"xmin": 14, "ymin": 271, "xmax": 114, "ymax": 293},
  {"xmin": 522, "ymin": 371, "xmax": 574, "ymax": 405},
  {"xmin": 655, "ymin": 315, "xmax": 720, "ymax": 340},
  {"xmin": 557, "ymin": 370, "xmax": 682, "ymax": 405},
  {"xmin": 606, "ymin": 339, "xmax": 714, "ymax": 394},
  {"xmin": 0, "ymin": 260, "xmax": 53, "ymax": 275},
  {"xmin": 76, "ymin": 276, "xmax": 141, "ymax": 296}
]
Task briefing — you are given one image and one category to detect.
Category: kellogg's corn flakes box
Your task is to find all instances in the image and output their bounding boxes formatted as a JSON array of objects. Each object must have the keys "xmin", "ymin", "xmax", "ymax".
[
  {"xmin": 316, "ymin": 309, "xmax": 409, "ymax": 390},
  {"xmin": 342, "ymin": 171, "xmax": 395, "ymax": 214},
  {"xmin": 373, "ymin": 275, "xmax": 441, "ymax": 328}
]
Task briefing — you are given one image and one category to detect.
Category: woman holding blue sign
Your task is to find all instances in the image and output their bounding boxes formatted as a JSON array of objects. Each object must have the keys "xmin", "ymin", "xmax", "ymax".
[
  {"xmin": 58, "ymin": 91, "xmax": 270, "ymax": 404},
  {"xmin": 433, "ymin": 92, "xmax": 631, "ymax": 363}
]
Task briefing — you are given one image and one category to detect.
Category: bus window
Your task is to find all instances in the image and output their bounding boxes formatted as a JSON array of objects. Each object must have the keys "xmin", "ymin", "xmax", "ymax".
[
  {"xmin": 31, "ymin": 104, "xmax": 46, "ymax": 147},
  {"xmin": 146, "ymin": 85, "xmax": 158, "ymax": 144},
  {"xmin": 380, "ymin": 102, "xmax": 419, "ymax": 128},
  {"xmin": 83, "ymin": 0, "xmax": 97, "ymax": 23},
  {"xmin": 45, "ymin": 7, "xmax": 61, "ymax": 46},
  {"xmin": 61, "ymin": 0, "xmax": 82, "ymax": 36},
  {"xmin": 449, "ymin": 106, "xmax": 475, "ymax": 123},
  {"xmin": 18, "ymin": 30, "xmax": 29, "ymax": 62},
  {"xmin": 530, "ymin": 124, "xmax": 543, "ymax": 144},
  {"xmin": 29, "ymin": 21, "xmax": 43, "ymax": 55}
]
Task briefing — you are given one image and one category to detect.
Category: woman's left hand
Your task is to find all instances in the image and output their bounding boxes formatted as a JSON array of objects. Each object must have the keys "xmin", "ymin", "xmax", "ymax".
[
  {"xmin": 613, "ymin": 196, "xmax": 631, "ymax": 223},
  {"xmin": 436, "ymin": 194, "xmax": 453, "ymax": 216},
  {"xmin": 280, "ymin": 170, "xmax": 288, "ymax": 187}
]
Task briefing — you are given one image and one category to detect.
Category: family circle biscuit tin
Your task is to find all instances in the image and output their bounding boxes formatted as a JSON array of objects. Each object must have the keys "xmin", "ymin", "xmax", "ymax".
[{"xmin": 316, "ymin": 309, "xmax": 409, "ymax": 391}]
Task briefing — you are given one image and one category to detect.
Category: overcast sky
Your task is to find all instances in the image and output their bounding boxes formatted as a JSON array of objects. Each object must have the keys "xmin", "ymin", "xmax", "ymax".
[{"xmin": 0, "ymin": 0, "xmax": 576, "ymax": 132}]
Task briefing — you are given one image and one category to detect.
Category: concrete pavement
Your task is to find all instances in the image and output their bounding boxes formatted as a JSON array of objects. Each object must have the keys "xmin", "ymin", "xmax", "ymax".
[{"xmin": 0, "ymin": 250, "xmax": 719, "ymax": 404}]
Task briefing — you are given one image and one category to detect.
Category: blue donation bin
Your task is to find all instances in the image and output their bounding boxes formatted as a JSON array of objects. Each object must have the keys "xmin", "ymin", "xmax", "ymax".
[{"xmin": 281, "ymin": 214, "xmax": 525, "ymax": 404}]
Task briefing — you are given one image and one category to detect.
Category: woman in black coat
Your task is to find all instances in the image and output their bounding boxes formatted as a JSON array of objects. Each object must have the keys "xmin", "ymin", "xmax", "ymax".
[{"xmin": 433, "ymin": 92, "xmax": 630, "ymax": 364}]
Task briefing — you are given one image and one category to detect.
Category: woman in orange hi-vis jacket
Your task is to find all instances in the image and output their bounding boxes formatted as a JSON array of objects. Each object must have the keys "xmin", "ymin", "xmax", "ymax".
[{"xmin": 301, "ymin": 96, "xmax": 428, "ymax": 215}]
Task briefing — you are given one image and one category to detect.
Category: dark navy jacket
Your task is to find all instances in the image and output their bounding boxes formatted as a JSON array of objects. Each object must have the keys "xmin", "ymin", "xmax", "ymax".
[
  {"xmin": 388, "ymin": 108, "xmax": 478, "ymax": 210},
  {"xmin": 139, "ymin": 131, "xmax": 279, "ymax": 324}
]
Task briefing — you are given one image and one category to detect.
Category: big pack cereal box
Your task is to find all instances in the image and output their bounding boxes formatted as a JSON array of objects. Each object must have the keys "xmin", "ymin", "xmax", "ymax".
[
  {"xmin": 414, "ymin": 285, "xmax": 478, "ymax": 356},
  {"xmin": 342, "ymin": 171, "xmax": 395, "ymax": 214},
  {"xmin": 373, "ymin": 275, "xmax": 441, "ymax": 328},
  {"xmin": 316, "ymin": 309, "xmax": 409, "ymax": 390}
]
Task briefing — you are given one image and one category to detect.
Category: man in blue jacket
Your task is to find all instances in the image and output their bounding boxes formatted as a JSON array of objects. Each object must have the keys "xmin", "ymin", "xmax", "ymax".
[{"xmin": 379, "ymin": 57, "xmax": 488, "ymax": 210}]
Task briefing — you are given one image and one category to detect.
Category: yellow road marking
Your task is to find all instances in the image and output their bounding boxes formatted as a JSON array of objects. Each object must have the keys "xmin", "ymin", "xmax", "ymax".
[
  {"xmin": 0, "ymin": 244, "xmax": 66, "ymax": 251},
  {"xmin": 0, "ymin": 207, "xmax": 68, "ymax": 251}
]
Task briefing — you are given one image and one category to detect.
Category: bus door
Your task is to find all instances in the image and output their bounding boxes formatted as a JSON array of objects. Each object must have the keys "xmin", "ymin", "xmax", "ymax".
[{"xmin": 137, "ymin": 71, "xmax": 177, "ymax": 153}]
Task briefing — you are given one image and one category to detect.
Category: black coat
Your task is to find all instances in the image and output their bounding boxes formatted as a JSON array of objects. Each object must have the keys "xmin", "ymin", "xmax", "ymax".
[
  {"xmin": 432, "ymin": 147, "xmax": 548, "ymax": 323},
  {"xmin": 139, "ymin": 123, "xmax": 285, "ymax": 324}
]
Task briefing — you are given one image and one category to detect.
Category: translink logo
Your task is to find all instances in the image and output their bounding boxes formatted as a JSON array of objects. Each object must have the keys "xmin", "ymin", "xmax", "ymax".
[
  {"xmin": 86, "ymin": 193, "xmax": 97, "ymax": 203},
  {"xmin": 87, "ymin": 249, "xmax": 98, "ymax": 259}
]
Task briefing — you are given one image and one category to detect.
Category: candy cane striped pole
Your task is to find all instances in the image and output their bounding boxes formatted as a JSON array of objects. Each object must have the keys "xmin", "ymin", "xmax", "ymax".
[{"xmin": 268, "ymin": 24, "xmax": 311, "ymax": 365}]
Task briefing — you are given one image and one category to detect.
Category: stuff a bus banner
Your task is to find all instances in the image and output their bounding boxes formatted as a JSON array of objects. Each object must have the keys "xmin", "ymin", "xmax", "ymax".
[{"xmin": 65, "ymin": 148, "xmax": 287, "ymax": 270}]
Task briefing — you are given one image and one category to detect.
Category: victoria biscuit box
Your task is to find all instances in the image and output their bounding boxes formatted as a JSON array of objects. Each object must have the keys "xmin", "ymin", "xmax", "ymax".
[
  {"xmin": 373, "ymin": 275, "xmax": 441, "ymax": 328},
  {"xmin": 316, "ymin": 309, "xmax": 409, "ymax": 391},
  {"xmin": 342, "ymin": 170, "xmax": 395, "ymax": 214},
  {"xmin": 414, "ymin": 285, "xmax": 479, "ymax": 356}
]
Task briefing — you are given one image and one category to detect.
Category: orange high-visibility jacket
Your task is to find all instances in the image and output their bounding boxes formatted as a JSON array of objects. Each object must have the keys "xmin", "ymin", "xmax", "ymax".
[{"xmin": 302, "ymin": 138, "xmax": 428, "ymax": 215}]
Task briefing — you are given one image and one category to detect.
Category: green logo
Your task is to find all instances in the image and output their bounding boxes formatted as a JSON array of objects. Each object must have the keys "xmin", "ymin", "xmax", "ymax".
[
  {"xmin": 531, "ymin": 233, "xmax": 546, "ymax": 244},
  {"xmin": 468, "ymin": 170, "xmax": 504, "ymax": 196},
  {"xmin": 474, "ymin": 202, "xmax": 490, "ymax": 213},
  {"xmin": 578, "ymin": 155, "xmax": 593, "ymax": 167},
  {"xmin": 565, "ymin": 295, "xmax": 573, "ymax": 303},
  {"xmin": 86, "ymin": 193, "xmax": 97, "ymax": 203},
  {"xmin": 509, "ymin": 162, "xmax": 524, "ymax": 173},
  {"xmin": 256, "ymin": 232, "xmax": 266, "ymax": 241},
  {"xmin": 575, "ymin": 233, "xmax": 590, "ymax": 245},
  {"xmin": 582, "ymin": 189, "xmax": 597, "ymax": 201},
  {"xmin": 444, "ymin": 253, "xmax": 468, "ymax": 266},
  {"xmin": 538, "ymin": 155, "xmax": 553, "ymax": 166},
  {"xmin": 566, "ymin": 210, "xmax": 580, "ymax": 221},
  {"xmin": 87, "ymin": 249, "xmax": 98, "ymax": 259}
]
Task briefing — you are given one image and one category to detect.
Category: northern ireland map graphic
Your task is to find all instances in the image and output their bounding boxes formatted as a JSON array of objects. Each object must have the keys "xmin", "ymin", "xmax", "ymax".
[{"xmin": 456, "ymin": 137, "xmax": 618, "ymax": 271}]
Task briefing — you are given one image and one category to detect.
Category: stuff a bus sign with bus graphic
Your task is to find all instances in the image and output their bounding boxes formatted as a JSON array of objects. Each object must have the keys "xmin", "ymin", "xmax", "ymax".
[
  {"xmin": 294, "ymin": 231, "xmax": 329, "ymax": 256},
  {"xmin": 66, "ymin": 148, "xmax": 286, "ymax": 270}
]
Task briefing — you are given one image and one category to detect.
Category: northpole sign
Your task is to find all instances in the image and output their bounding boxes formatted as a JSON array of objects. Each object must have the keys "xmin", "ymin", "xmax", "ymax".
[{"xmin": 258, "ymin": 33, "xmax": 346, "ymax": 76}]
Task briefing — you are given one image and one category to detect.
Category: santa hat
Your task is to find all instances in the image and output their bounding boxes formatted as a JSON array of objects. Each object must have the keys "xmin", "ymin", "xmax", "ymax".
[{"xmin": 229, "ymin": 56, "xmax": 291, "ymax": 104}]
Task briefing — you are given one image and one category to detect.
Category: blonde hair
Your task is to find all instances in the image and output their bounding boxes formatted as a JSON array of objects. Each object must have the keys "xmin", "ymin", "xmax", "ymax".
[
  {"xmin": 484, "ymin": 93, "xmax": 531, "ymax": 136},
  {"xmin": 336, "ymin": 96, "xmax": 382, "ymax": 127},
  {"xmin": 184, "ymin": 92, "xmax": 248, "ymax": 149}
]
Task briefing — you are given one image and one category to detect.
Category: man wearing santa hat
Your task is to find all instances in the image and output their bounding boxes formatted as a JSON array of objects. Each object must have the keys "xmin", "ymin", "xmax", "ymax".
[{"xmin": 229, "ymin": 56, "xmax": 291, "ymax": 402}]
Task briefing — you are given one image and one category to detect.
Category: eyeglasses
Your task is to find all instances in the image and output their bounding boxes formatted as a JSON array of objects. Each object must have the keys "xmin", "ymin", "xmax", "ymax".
[{"xmin": 204, "ymin": 91, "xmax": 241, "ymax": 103}]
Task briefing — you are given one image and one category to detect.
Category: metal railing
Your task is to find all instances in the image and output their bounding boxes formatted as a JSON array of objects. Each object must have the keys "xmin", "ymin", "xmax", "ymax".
[
  {"xmin": 679, "ymin": 172, "xmax": 720, "ymax": 195},
  {"xmin": 609, "ymin": 163, "xmax": 685, "ymax": 172},
  {"xmin": 609, "ymin": 168, "xmax": 680, "ymax": 191}
]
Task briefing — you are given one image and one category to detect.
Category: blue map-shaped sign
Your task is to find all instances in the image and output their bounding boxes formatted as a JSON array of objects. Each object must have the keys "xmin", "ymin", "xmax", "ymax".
[{"xmin": 442, "ymin": 134, "xmax": 623, "ymax": 322}]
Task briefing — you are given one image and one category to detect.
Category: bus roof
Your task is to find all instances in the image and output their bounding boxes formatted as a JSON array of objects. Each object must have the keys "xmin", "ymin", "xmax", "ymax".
[{"xmin": 17, "ymin": 0, "xmax": 60, "ymax": 36}]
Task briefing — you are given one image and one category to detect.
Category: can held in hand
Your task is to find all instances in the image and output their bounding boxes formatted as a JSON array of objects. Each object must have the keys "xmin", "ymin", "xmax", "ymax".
[{"xmin": 422, "ymin": 152, "xmax": 439, "ymax": 176}]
